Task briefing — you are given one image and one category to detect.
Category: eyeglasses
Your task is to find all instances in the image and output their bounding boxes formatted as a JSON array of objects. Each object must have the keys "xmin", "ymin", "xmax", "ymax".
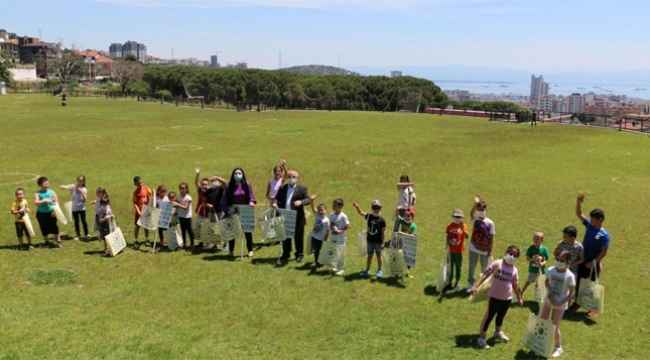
[
  {"xmin": 372, "ymin": 206, "xmax": 381, "ymax": 210},
  {"xmin": 453, "ymin": 216, "xmax": 463, "ymax": 219}
]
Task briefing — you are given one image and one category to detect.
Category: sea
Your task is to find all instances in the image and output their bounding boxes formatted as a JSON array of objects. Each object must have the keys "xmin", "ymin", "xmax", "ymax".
[{"xmin": 435, "ymin": 80, "xmax": 650, "ymax": 101}]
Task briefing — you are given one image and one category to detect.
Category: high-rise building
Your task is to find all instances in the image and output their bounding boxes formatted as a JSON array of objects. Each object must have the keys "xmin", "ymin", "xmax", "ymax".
[
  {"xmin": 568, "ymin": 93, "xmax": 584, "ymax": 114},
  {"xmin": 108, "ymin": 41, "xmax": 147, "ymax": 63},
  {"xmin": 391, "ymin": 70, "xmax": 402, "ymax": 78},
  {"xmin": 530, "ymin": 75, "xmax": 549, "ymax": 103},
  {"xmin": 210, "ymin": 55, "xmax": 219, "ymax": 68}
]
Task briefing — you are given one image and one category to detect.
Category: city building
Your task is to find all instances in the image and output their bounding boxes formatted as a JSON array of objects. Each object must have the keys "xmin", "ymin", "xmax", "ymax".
[
  {"xmin": 16, "ymin": 36, "xmax": 58, "ymax": 77},
  {"xmin": 530, "ymin": 75, "xmax": 549, "ymax": 102},
  {"xmin": 391, "ymin": 70, "xmax": 402, "ymax": 78},
  {"xmin": 0, "ymin": 32, "xmax": 19, "ymax": 63},
  {"xmin": 538, "ymin": 95, "xmax": 554, "ymax": 112},
  {"xmin": 108, "ymin": 41, "xmax": 147, "ymax": 63},
  {"xmin": 78, "ymin": 49, "xmax": 113, "ymax": 79},
  {"xmin": 567, "ymin": 93, "xmax": 584, "ymax": 114},
  {"xmin": 210, "ymin": 55, "xmax": 219, "ymax": 68}
]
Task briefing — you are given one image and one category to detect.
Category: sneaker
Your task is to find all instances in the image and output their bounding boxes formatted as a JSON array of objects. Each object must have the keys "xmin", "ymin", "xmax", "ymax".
[
  {"xmin": 466, "ymin": 284, "xmax": 474, "ymax": 293},
  {"xmin": 493, "ymin": 331, "xmax": 510, "ymax": 342},
  {"xmin": 334, "ymin": 269, "xmax": 345, "ymax": 276},
  {"xmin": 552, "ymin": 346, "xmax": 563, "ymax": 358},
  {"xmin": 73, "ymin": 236, "xmax": 80, "ymax": 241},
  {"xmin": 330, "ymin": 268, "xmax": 339, "ymax": 274},
  {"xmin": 316, "ymin": 263, "xmax": 324, "ymax": 269},
  {"xmin": 568, "ymin": 302, "xmax": 580, "ymax": 311},
  {"xmin": 587, "ymin": 311, "xmax": 597, "ymax": 317},
  {"xmin": 133, "ymin": 240, "xmax": 140, "ymax": 250},
  {"xmin": 407, "ymin": 273, "xmax": 414, "ymax": 278},
  {"xmin": 376, "ymin": 270, "xmax": 383, "ymax": 278},
  {"xmin": 85, "ymin": 235, "xmax": 91, "ymax": 241},
  {"xmin": 361, "ymin": 270, "xmax": 369, "ymax": 278},
  {"xmin": 454, "ymin": 285, "xmax": 461, "ymax": 292},
  {"xmin": 56, "ymin": 241, "xmax": 62, "ymax": 248},
  {"xmin": 295, "ymin": 255, "xmax": 303, "ymax": 263},
  {"xmin": 222, "ymin": 245, "xmax": 229, "ymax": 252},
  {"xmin": 477, "ymin": 337, "xmax": 490, "ymax": 350},
  {"xmin": 103, "ymin": 250, "xmax": 111, "ymax": 257}
]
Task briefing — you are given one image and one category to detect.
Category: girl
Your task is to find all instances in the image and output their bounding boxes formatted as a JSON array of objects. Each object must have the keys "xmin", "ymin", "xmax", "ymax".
[
  {"xmin": 60, "ymin": 174, "xmax": 89, "ymax": 241},
  {"xmin": 265, "ymin": 158, "xmax": 287, "ymax": 200},
  {"xmin": 170, "ymin": 182, "xmax": 194, "ymax": 249},
  {"xmin": 221, "ymin": 167, "xmax": 257, "ymax": 258},
  {"xmin": 471, "ymin": 245, "xmax": 523, "ymax": 350},
  {"xmin": 34, "ymin": 176, "xmax": 62, "ymax": 248},
  {"xmin": 155, "ymin": 185, "xmax": 170, "ymax": 249},
  {"xmin": 540, "ymin": 250, "xmax": 576, "ymax": 358},
  {"xmin": 98, "ymin": 194, "xmax": 114, "ymax": 257},
  {"xmin": 194, "ymin": 167, "xmax": 227, "ymax": 250},
  {"xmin": 393, "ymin": 174, "xmax": 415, "ymax": 232},
  {"xmin": 91, "ymin": 187, "xmax": 108, "ymax": 237}
]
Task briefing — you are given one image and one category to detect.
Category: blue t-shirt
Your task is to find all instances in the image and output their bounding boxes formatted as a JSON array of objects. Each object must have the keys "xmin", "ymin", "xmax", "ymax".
[
  {"xmin": 36, "ymin": 189, "xmax": 54, "ymax": 213},
  {"xmin": 582, "ymin": 218, "xmax": 610, "ymax": 262}
]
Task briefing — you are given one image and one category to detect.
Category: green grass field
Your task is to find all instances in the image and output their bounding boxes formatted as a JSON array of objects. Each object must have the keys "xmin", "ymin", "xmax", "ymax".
[{"xmin": 0, "ymin": 94, "xmax": 648, "ymax": 359}]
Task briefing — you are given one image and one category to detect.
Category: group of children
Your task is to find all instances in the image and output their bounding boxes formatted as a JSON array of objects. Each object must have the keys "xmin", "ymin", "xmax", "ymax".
[{"xmin": 444, "ymin": 194, "xmax": 605, "ymax": 358}]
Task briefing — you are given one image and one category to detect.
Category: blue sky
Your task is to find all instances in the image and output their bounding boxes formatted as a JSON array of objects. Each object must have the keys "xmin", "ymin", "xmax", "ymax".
[{"xmin": 2, "ymin": 0, "xmax": 649, "ymax": 72}]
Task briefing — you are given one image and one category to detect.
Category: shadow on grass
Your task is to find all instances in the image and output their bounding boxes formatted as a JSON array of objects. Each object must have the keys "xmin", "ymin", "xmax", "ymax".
[
  {"xmin": 251, "ymin": 257, "xmax": 286, "ymax": 267},
  {"xmin": 373, "ymin": 276, "xmax": 406, "ymax": 288},
  {"xmin": 562, "ymin": 310, "xmax": 598, "ymax": 326},
  {"xmin": 293, "ymin": 262, "xmax": 314, "ymax": 271},
  {"xmin": 201, "ymin": 254, "xmax": 237, "ymax": 262},
  {"xmin": 522, "ymin": 300, "xmax": 540, "ymax": 314},
  {"xmin": 83, "ymin": 250, "xmax": 106, "ymax": 256},
  {"xmin": 454, "ymin": 334, "xmax": 477, "ymax": 349},
  {"xmin": 513, "ymin": 349, "xmax": 546, "ymax": 359},
  {"xmin": 252, "ymin": 241, "xmax": 278, "ymax": 250}
]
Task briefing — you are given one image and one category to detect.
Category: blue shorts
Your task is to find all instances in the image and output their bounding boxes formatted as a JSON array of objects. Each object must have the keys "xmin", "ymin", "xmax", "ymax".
[{"xmin": 367, "ymin": 242, "xmax": 382, "ymax": 255}]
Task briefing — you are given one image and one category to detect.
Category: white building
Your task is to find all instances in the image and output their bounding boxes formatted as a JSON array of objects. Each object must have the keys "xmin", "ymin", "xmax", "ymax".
[
  {"xmin": 568, "ymin": 93, "xmax": 584, "ymax": 114},
  {"xmin": 538, "ymin": 95, "xmax": 553, "ymax": 112}
]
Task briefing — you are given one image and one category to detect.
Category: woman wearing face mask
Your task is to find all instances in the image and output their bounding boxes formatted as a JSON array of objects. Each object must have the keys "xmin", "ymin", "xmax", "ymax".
[
  {"xmin": 540, "ymin": 250, "xmax": 576, "ymax": 358},
  {"xmin": 471, "ymin": 245, "xmax": 523, "ymax": 350},
  {"xmin": 222, "ymin": 168, "xmax": 257, "ymax": 257}
]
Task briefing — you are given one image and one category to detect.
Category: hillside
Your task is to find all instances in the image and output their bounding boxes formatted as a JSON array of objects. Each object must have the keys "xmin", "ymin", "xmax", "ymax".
[{"xmin": 281, "ymin": 64, "xmax": 359, "ymax": 76}]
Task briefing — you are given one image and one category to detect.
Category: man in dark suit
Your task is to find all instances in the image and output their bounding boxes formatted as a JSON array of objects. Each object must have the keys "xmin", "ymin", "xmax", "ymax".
[{"xmin": 272, "ymin": 170, "xmax": 311, "ymax": 262}]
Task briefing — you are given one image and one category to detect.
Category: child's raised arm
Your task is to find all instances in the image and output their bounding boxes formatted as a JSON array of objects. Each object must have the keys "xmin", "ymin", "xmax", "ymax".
[
  {"xmin": 194, "ymin": 167, "xmax": 202, "ymax": 190},
  {"xmin": 351, "ymin": 202, "xmax": 364, "ymax": 216},
  {"xmin": 310, "ymin": 194, "xmax": 318, "ymax": 213}
]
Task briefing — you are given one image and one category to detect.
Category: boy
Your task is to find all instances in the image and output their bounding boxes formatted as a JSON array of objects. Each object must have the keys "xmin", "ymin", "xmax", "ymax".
[
  {"xmin": 132, "ymin": 176, "xmax": 153, "ymax": 249},
  {"xmin": 10, "ymin": 188, "xmax": 33, "ymax": 250},
  {"xmin": 572, "ymin": 193, "xmax": 608, "ymax": 316},
  {"xmin": 554, "ymin": 226, "xmax": 585, "ymax": 277},
  {"xmin": 520, "ymin": 231, "xmax": 550, "ymax": 298},
  {"xmin": 329, "ymin": 198, "xmax": 350, "ymax": 276},
  {"xmin": 446, "ymin": 209, "xmax": 468, "ymax": 291},
  {"xmin": 396, "ymin": 207, "xmax": 417, "ymax": 235},
  {"xmin": 310, "ymin": 194, "xmax": 330, "ymax": 268},
  {"xmin": 467, "ymin": 195, "xmax": 496, "ymax": 293},
  {"xmin": 352, "ymin": 200, "xmax": 387, "ymax": 279}
]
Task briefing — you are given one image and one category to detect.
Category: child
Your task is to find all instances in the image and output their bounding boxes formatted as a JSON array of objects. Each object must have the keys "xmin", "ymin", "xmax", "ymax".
[
  {"xmin": 329, "ymin": 198, "xmax": 350, "ymax": 276},
  {"xmin": 555, "ymin": 226, "xmax": 585, "ymax": 310},
  {"xmin": 445, "ymin": 209, "xmax": 468, "ymax": 291},
  {"xmin": 520, "ymin": 231, "xmax": 551, "ymax": 299},
  {"xmin": 10, "ymin": 188, "xmax": 33, "ymax": 250},
  {"xmin": 265, "ymin": 158, "xmax": 287, "ymax": 200},
  {"xmin": 132, "ymin": 176, "xmax": 153, "ymax": 249},
  {"xmin": 395, "ymin": 207, "xmax": 417, "ymax": 278},
  {"xmin": 540, "ymin": 250, "xmax": 576, "ymax": 358},
  {"xmin": 167, "ymin": 191, "xmax": 180, "ymax": 228},
  {"xmin": 98, "ymin": 194, "xmax": 114, "ymax": 257},
  {"xmin": 155, "ymin": 185, "xmax": 170, "ymax": 248},
  {"xmin": 194, "ymin": 168, "xmax": 227, "ymax": 251},
  {"xmin": 33, "ymin": 176, "xmax": 62, "ymax": 248},
  {"xmin": 59, "ymin": 174, "xmax": 89, "ymax": 241},
  {"xmin": 393, "ymin": 174, "xmax": 415, "ymax": 231},
  {"xmin": 352, "ymin": 200, "xmax": 387, "ymax": 279},
  {"xmin": 466, "ymin": 195, "xmax": 496, "ymax": 293},
  {"xmin": 471, "ymin": 245, "xmax": 523, "ymax": 350},
  {"xmin": 170, "ymin": 182, "xmax": 194, "ymax": 249},
  {"xmin": 91, "ymin": 187, "xmax": 108, "ymax": 237},
  {"xmin": 309, "ymin": 194, "xmax": 330, "ymax": 268}
]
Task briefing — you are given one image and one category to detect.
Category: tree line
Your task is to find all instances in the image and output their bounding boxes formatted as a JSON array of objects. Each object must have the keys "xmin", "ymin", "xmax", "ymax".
[{"xmin": 142, "ymin": 66, "xmax": 450, "ymax": 111}]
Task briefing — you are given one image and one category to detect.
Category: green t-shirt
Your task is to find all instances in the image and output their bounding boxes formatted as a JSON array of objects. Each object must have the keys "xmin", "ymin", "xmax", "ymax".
[
  {"xmin": 398, "ymin": 218, "xmax": 417, "ymax": 235},
  {"xmin": 525, "ymin": 244, "xmax": 550, "ymax": 274}
]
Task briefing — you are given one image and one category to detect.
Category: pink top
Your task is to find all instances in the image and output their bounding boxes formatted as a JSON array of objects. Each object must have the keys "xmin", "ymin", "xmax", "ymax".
[{"xmin": 485, "ymin": 259, "xmax": 519, "ymax": 301}]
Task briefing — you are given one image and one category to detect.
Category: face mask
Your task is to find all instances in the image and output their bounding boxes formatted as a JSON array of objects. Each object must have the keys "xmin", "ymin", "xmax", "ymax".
[
  {"xmin": 211, "ymin": 181, "xmax": 219, "ymax": 188},
  {"xmin": 288, "ymin": 178, "xmax": 297, "ymax": 186},
  {"xmin": 504, "ymin": 254, "xmax": 516, "ymax": 265},
  {"xmin": 453, "ymin": 218, "xmax": 460, "ymax": 224},
  {"xmin": 234, "ymin": 174, "xmax": 243, "ymax": 182},
  {"xmin": 476, "ymin": 210, "xmax": 486, "ymax": 218},
  {"xmin": 555, "ymin": 260, "xmax": 566, "ymax": 270}
]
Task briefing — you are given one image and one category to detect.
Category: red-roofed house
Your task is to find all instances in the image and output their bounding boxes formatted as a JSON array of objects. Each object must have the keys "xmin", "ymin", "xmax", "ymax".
[{"xmin": 78, "ymin": 49, "xmax": 113, "ymax": 79}]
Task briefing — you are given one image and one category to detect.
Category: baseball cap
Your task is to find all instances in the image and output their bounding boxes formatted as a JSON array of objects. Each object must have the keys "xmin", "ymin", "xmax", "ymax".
[
  {"xmin": 371, "ymin": 200, "xmax": 382, "ymax": 207},
  {"xmin": 406, "ymin": 208, "xmax": 416, "ymax": 217},
  {"xmin": 452, "ymin": 209, "xmax": 464, "ymax": 218}
]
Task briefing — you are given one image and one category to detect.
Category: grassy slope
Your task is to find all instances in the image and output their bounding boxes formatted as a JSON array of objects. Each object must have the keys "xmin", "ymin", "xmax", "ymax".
[{"xmin": 0, "ymin": 95, "xmax": 648, "ymax": 359}]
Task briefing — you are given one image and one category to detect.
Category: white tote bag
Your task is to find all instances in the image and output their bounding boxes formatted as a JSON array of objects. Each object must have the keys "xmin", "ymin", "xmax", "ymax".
[
  {"xmin": 523, "ymin": 312, "xmax": 555, "ymax": 358},
  {"xmin": 53, "ymin": 203, "xmax": 68, "ymax": 225},
  {"xmin": 436, "ymin": 251, "xmax": 450, "ymax": 292},
  {"xmin": 64, "ymin": 201, "xmax": 74, "ymax": 222},
  {"xmin": 533, "ymin": 273, "xmax": 547, "ymax": 303},
  {"xmin": 105, "ymin": 220, "xmax": 127, "ymax": 257},
  {"xmin": 22, "ymin": 213, "xmax": 36, "ymax": 237},
  {"xmin": 167, "ymin": 224, "xmax": 183, "ymax": 250},
  {"xmin": 357, "ymin": 231, "xmax": 367, "ymax": 257}
]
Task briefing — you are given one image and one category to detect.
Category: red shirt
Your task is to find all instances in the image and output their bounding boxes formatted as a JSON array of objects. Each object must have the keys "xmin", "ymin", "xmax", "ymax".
[
  {"xmin": 446, "ymin": 222, "xmax": 467, "ymax": 254},
  {"xmin": 133, "ymin": 186, "xmax": 153, "ymax": 210}
]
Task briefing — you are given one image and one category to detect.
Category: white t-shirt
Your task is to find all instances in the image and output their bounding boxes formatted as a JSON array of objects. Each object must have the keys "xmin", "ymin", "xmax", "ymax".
[
  {"xmin": 543, "ymin": 266, "xmax": 576, "ymax": 310},
  {"xmin": 268, "ymin": 178, "xmax": 283, "ymax": 199},
  {"xmin": 396, "ymin": 186, "xmax": 413, "ymax": 208},
  {"xmin": 468, "ymin": 216, "xmax": 496, "ymax": 255},
  {"xmin": 329, "ymin": 211, "xmax": 349, "ymax": 245},
  {"xmin": 64, "ymin": 185, "xmax": 87, "ymax": 212},
  {"xmin": 177, "ymin": 194, "xmax": 193, "ymax": 219},
  {"xmin": 311, "ymin": 214, "xmax": 330, "ymax": 241}
]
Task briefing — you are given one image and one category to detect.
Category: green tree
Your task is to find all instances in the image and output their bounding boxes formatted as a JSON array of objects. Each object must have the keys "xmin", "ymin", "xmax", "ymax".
[{"xmin": 0, "ymin": 50, "xmax": 13, "ymax": 86}]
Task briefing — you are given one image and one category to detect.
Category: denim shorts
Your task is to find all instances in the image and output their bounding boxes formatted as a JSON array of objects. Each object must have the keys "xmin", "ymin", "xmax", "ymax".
[{"xmin": 367, "ymin": 242, "xmax": 382, "ymax": 255}]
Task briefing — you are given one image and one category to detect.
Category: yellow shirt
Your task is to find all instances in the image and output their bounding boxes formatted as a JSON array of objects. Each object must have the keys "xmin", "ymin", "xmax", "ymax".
[{"xmin": 11, "ymin": 199, "xmax": 27, "ymax": 222}]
